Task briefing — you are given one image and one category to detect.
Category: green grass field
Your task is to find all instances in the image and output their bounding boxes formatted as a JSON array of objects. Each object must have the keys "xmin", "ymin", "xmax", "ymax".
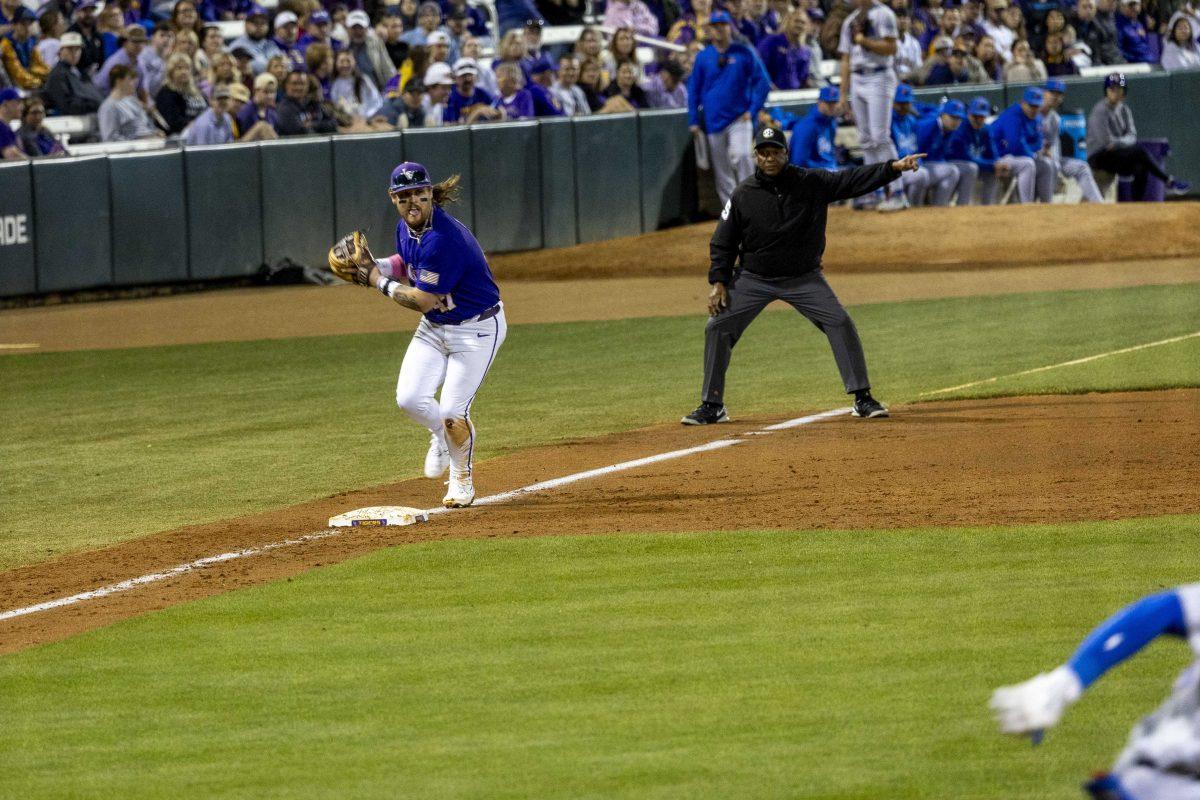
[{"xmin": 2, "ymin": 280, "xmax": 1198, "ymax": 798}]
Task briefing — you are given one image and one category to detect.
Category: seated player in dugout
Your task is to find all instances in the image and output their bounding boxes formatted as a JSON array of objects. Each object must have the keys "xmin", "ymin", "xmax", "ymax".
[{"xmin": 682, "ymin": 126, "xmax": 924, "ymax": 425}]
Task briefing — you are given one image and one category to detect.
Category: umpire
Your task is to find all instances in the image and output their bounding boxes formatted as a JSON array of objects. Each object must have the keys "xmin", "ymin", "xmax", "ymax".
[{"xmin": 682, "ymin": 126, "xmax": 925, "ymax": 425}]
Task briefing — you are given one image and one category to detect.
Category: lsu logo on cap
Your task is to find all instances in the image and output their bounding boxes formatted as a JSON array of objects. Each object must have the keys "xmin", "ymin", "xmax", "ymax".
[{"xmin": 419, "ymin": 269, "xmax": 440, "ymax": 285}]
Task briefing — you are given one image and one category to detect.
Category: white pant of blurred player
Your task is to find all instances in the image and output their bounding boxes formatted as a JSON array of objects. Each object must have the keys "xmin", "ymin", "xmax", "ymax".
[
  {"xmin": 994, "ymin": 155, "xmax": 1041, "ymax": 203},
  {"xmin": 922, "ymin": 161, "xmax": 975, "ymax": 205},
  {"xmin": 850, "ymin": 70, "xmax": 901, "ymax": 198},
  {"xmin": 900, "ymin": 169, "xmax": 931, "ymax": 205},
  {"xmin": 395, "ymin": 307, "xmax": 507, "ymax": 475},
  {"xmin": 708, "ymin": 117, "xmax": 754, "ymax": 205},
  {"xmin": 1036, "ymin": 155, "xmax": 1104, "ymax": 203},
  {"xmin": 1111, "ymin": 766, "xmax": 1200, "ymax": 800}
]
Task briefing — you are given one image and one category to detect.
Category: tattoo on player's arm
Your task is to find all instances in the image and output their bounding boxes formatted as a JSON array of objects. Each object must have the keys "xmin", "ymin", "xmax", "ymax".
[{"xmin": 392, "ymin": 290, "xmax": 424, "ymax": 311}]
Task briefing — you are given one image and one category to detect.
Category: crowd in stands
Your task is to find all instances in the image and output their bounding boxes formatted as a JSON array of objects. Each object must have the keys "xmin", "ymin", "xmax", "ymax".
[{"xmin": 0, "ymin": 0, "xmax": 1197, "ymax": 157}]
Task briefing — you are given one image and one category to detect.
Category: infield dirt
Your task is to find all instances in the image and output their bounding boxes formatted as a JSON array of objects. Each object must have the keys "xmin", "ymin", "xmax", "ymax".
[{"xmin": 2, "ymin": 389, "xmax": 1197, "ymax": 654}]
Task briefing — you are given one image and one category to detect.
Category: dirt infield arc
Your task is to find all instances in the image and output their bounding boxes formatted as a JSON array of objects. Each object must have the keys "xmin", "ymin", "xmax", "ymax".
[{"xmin": 2, "ymin": 389, "xmax": 1197, "ymax": 655}]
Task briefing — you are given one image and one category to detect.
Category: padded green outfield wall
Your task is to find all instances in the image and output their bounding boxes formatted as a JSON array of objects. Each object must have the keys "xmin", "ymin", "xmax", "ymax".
[{"xmin": 2, "ymin": 70, "xmax": 1198, "ymax": 298}]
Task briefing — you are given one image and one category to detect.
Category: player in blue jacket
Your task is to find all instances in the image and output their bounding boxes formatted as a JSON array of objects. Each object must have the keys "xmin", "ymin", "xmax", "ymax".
[
  {"xmin": 946, "ymin": 96, "xmax": 1007, "ymax": 205},
  {"xmin": 366, "ymin": 163, "xmax": 506, "ymax": 509},
  {"xmin": 687, "ymin": 10, "xmax": 772, "ymax": 204},
  {"xmin": 914, "ymin": 98, "xmax": 971, "ymax": 205},
  {"xmin": 989, "ymin": 86, "xmax": 1047, "ymax": 203},
  {"xmin": 991, "ymin": 583, "xmax": 1200, "ymax": 800},
  {"xmin": 889, "ymin": 83, "xmax": 930, "ymax": 205},
  {"xmin": 788, "ymin": 86, "xmax": 840, "ymax": 169}
]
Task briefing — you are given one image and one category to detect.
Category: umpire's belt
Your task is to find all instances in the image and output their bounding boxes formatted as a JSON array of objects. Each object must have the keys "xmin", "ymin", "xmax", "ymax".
[
  {"xmin": 442, "ymin": 303, "xmax": 501, "ymax": 326},
  {"xmin": 853, "ymin": 65, "xmax": 889, "ymax": 75}
]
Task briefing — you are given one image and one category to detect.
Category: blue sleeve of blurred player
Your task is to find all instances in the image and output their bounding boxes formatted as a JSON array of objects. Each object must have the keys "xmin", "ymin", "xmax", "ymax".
[
  {"xmin": 687, "ymin": 51, "xmax": 707, "ymax": 128},
  {"xmin": 746, "ymin": 47, "xmax": 772, "ymax": 118},
  {"xmin": 788, "ymin": 117, "xmax": 817, "ymax": 167},
  {"xmin": 769, "ymin": 106, "xmax": 801, "ymax": 131},
  {"xmin": 1067, "ymin": 590, "xmax": 1188, "ymax": 689}
]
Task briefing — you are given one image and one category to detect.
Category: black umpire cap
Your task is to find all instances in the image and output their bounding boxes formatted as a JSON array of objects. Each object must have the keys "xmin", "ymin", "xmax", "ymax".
[{"xmin": 754, "ymin": 126, "xmax": 786, "ymax": 150}]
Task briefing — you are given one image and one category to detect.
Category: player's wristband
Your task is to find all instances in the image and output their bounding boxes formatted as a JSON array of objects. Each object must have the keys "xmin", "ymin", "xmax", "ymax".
[{"xmin": 375, "ymin": 275, "xmax": 397, "ymax": 298}]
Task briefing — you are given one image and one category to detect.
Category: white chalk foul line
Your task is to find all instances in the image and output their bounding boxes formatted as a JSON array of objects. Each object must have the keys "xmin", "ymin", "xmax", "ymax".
[
  {"xmin": 1, "ymin": 408, "xmax": 850, "ymax": 623},
  {"xmin": 920, "ymin": 331, "xmax": 1200, "ymax": 398}
]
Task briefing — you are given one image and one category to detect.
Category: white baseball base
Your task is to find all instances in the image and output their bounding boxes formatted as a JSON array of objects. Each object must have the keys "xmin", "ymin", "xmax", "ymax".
[{"xmin": 328, "ymin": 506, "xmax": 430, "ymax": 528}]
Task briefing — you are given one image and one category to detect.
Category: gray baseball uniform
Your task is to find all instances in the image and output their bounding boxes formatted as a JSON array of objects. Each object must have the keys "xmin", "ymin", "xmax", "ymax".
[
  {"xmin": 1038, "ymin": 107, "xmax": 1103, "ymax": 203},
  {"xmin": 840, "ymin": 2, "xmax": 900, "ymax": 187}
]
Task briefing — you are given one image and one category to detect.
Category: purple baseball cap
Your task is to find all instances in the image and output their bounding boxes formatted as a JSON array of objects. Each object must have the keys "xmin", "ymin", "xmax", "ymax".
[
  {"xmin": 0, "ymin": 87, "xmax": 22, "ymax": 104},
  {"xmin": 309, "ymin": 9, "xmax": 331, "ymax": 24},
  {"xmin": 389, "ymin": 162, "xmax": 432, "ymax": 194},
  {"xmin": 709, "ymin": 10, "xmax": 734, "ymax": 25}
]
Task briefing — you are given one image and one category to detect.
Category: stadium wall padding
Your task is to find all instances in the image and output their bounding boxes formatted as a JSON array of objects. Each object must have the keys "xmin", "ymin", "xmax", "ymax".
[
  {"xmin": 471, "ymin": 121, "xmax": 542, "ymax": 252},
  {"xmin": 0, "ymin": 162, "xmax": 36, "ymax": 297},
  {"xmin": 572, "ymin": 113, "xmax": 643, "ymax": 244},
  {"xmin": 5, "ymin": 74, "xmax": 1200, "ymax": 298},
  {"xmin": 262, "ymin": 137, "xmax": 335, "ymax": 270},
  {"xmin": 331, "ymin": 133, "xmax": 404, "ymax": 258},
  {"xmin": 538, "ymin": 117, "xmax": 578, "ymax": 249},
  {"xmin": 638, "ymin": 109, "xmax": 696, "ymax": 233},
  {"xmin": 109, "ymin": 150, "xmax": 188, "ymax": 286},
  {"xmin": 33, "ymin": 155, "xmax": 112, "ymax": 293},
  {"xmin": 185, "ymin": 143, "xmax": 263, "ymax": 280}
]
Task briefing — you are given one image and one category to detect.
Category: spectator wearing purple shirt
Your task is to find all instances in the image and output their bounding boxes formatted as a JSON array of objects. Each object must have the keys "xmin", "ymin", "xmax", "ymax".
[
  {"xmin": 443, "ymin": 57, "xmax": 497, "ymax": 123},
  {"xmin": 756, "ymin": 9, "xmax": 813, "ymax": 89},
  {"xmin": 93, "ymin": 23, "xmax": 147, "ymax": 93},
  {"xmin": 603, "ymin": 0, "xmax": 659, "ymax": 37},
  {"xmin": 527, "ymin": 56, "xmax": 564, "ymax": 116},
  {"xmin": 643, "ymin": 60, "xmax": 688, "ymax": 108},
  {"xmin": 297, "ymin": 9, "xmax": 342, "ymax": 55},
  {"xmin": 183, "ymin": 84, "xmax": 234, "ymax": 144},
  {"xmin": 0, "ymin": 87, "xmax": 25, "ymax": 160},
  {"xmin": 491, "ymin": 61, "xmax": 534, "ymax": 119},
  {"xmin": 273, "ymin": 11, "xmax": 306, "ymax": 71},
  {"xmin": 237, "ymin": 71, "xmax": 280, "ymax": 135}
]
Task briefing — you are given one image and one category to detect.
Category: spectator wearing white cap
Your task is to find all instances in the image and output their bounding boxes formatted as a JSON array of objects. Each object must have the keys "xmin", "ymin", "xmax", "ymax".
[
  {"xmin": 228, "ymin": 5, "xmax": 282, "ymax": 75},
  {"xmin": 401, "ymin": 2, "xmax": 443, "ymax": 46},
  {"xmin": 443, "ymin": 56, "xmax": 498, "ymax": 123},
  {"xmin": 273, "ymin": 11, "xmax": 306, "ymax": 71},
  {"xmin": 425, "ymin": 30, "xmax": 453, "ymax": 65},
  {"xmin": 460, "ymin": 35, "xmax": 496, "ymax": 96},
  {"xmin": 42, "ymin": 31, "xmax": 105, "ymax": 114},
  {"xmin": 183, "ymin": 83, "xmax": 234, "ymax": 145},
  {"xmin": 421, "ymin": 60, "xmax": 453, "ymax": 125},
  {"xmin": 344, "ymin": 9, "xmax": 396, "ymax": 90}
]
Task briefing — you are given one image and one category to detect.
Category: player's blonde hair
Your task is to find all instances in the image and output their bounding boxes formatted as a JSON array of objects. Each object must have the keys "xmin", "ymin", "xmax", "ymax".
[{"xmin": 432, "ymin": 174, "xmax": 461, "ymax": 206}]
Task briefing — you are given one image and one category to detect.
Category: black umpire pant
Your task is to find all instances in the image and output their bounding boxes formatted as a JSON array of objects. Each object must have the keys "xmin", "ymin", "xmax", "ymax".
[
  {"xmin": 1088, "ymin": 145, "xmax": 1171, "ymax": 201},
  {"xmin": 701, "ymin": 270, "xmax": 871, "ymax": 405}
]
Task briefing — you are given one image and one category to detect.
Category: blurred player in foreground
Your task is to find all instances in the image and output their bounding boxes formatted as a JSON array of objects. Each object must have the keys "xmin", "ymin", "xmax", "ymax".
[
  {"xmin": 327, "ymin": 163, "xmax": 504, "ymax": 508},
  {"xmin": 991, "ymin": 583, "xmax": 1200, "ymax": 799}
]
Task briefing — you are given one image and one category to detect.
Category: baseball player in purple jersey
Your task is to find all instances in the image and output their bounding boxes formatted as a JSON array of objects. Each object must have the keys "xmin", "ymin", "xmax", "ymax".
[
  {"xmin": 839, "ymin": 0, "xmax": 907, "ymax": 211},
  {"xmin": 368, "ymin": 162, "xmax": 506, "ymax": 509}
]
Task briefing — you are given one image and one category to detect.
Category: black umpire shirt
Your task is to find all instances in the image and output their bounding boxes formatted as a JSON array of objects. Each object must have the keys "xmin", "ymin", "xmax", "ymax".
[{"xmin": 709, "ymin": 162, "xmax": 900, "ymax": 285}]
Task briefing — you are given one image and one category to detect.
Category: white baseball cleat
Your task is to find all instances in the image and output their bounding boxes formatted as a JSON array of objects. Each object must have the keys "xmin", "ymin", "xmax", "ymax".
[
  {"xmin": 877, "ymin": 194, "xmax": 909, "ymax": 213},
  {"xmin": 442, "ymin": 469, "xmax": 475, "ymax": 508},
  {"xmin": 424, "ymin": 433, "xmax": 450, "ymax": 479}
]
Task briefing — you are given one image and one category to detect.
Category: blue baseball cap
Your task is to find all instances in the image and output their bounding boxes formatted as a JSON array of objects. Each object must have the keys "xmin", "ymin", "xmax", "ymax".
[
  {"xmin": 708, "ymin": 10, "xmax": 734, "ymax": 25},
  {"xmin": 389, "ymin": 162, "xmax": 432, "ymax": 193},
  {"xmin": 309, "ymin": 9, "xmax": 331, "ymax": 24},
  {"xmin": 1022, "ymin": 86, "xmax": 1044, "ymax": 106},
  {"xmin": 246, "ymin": 4, "xmax": 269, "ymax": 18},
  {"xmin": 1044, "ymin": 78, "xmax": 1067, "ymax": 94},
  {"xmin": 818, "ymin": 86, "xmax": 840, "ymax": 103},
  {"xmin": 894, "ymin": 83, "xmax": 914, "ymax": 103},
  {"xmin": 968, "ymin": 96, "xmax": 990, "ymax": 116},
  {"xmin": 940, "ymin": 98, "xmax": 966, "ymax": 117},
  {"xmin": 529, "ymin": 55, "xmax": 555, "ymax": 74}
]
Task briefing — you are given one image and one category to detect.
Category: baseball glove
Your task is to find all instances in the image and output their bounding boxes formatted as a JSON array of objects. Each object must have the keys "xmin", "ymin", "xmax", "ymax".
[{"xmin": 328, "ymin": 230, "xmax": 374, "ymax": 285}]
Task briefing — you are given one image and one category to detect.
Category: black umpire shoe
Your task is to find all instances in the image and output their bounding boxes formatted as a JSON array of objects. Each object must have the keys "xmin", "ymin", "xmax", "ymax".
[
  {"xmin": 851, "ymin": 394, "xmax": 889, "ymax": 419},
  {"xmin": 681, "ymin": 402, "xmax": 729, "ymax": 425}
]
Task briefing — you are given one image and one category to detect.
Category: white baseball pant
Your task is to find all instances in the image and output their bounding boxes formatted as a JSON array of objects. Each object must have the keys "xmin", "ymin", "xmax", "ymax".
[
  {"xmin": 995, "ymin": 155, "xmax": 1038, "ymax": 203},
  {"xmin": 1036, "ymin": 155, "xmax": 1104, "ymax": 203},
  {"xmin": 922, "ymin": 161, "xmax": 973, "ymax": 205},
  {"xmin": 395, "ymin": 306, "xmax": 507, "ymax": 475},
  {"xmin": 901, "ymin": 168, "xmax": 931, "ymax": 205},
  {"xmin": 707, "ymin": 117, "xmax": 754, "ymax": 205},
  {"xmin": 851, "ymin": 69, "xmax": 900, "ymax": 194}
]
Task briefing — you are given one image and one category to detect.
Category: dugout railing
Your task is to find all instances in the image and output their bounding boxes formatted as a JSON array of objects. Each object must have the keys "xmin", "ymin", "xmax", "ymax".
[{"xmin": 1, "ymin": 69, "xmax": 1198, "ymax": 298}]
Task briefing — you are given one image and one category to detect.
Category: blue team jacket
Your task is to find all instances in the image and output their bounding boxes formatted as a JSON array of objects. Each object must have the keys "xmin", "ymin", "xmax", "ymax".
[
  {"xmin": 989, "ymin": 102, "xmax": 1043, "ymax": 158},
  {"xmin": 891, "ymin": 112, "xmax": 920, "ymax": 158},
  {"xmin": 946, "ymin": 121, "xmax": 997, "ymax": 172},
  {"xmin": 687, "ymin": 41, "xmax": 771, "ymax": 134},
  {"xmin": 915, "ymin": 115, "xmax": 955, "ymax": 163},
  {"xmin": 788, "ymin": 108, "xmax": 838, "ymax": 169}
]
